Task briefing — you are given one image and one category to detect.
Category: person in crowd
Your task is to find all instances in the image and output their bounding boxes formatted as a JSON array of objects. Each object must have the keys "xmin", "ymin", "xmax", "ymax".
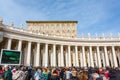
[
  {"xmin": 91, "ymin": 69, "xmax": 102, "ymax": 80},
  {"xmin": 0, "ymin": 66, "xmax": 4, "ymax": 80},
  {"xmin": 34, "ymin": 67, "xmax": 42, "ymax": 80},
  {"xmin": 59, "ymin": 68, "xmax": 65, "ymax": 80},
  {"xmin": 41, "ymin": 68, "xmax": 48, "ymax": 80},
  {"xmin": 115, "ymin": 68, "xmax": 120, "ymax": 80},
  {"xmin": 109, "ymin": 67, "xmax": 120, "ymax": 80},
  {"xmin": 11, "ymin": 66, "xmax": 17, "ymax": 75},
  {"xmin": 71, "ymin": 67, "xmax": 78, "ymax": 80},
  {"xmin": 65, "ymin": 68, "xmax": 72, "ymax": 80},
  {"xmin": 88, "ymin": 67, "xmax": 94, "ymax": 80},
  {"xmin": 104, "ymin": 68, "xmax": 110, "ymax": 80},
  {"xmin": 25, "ymin": 66, "xmax": 35, "ymax": 80},
  {"xmin": 51, "ymin": 68, "xmax": 59, "ymax": 80},
  {"xmin": 4, "ymin": 65, "xmax": 12, "ymax": 80}
]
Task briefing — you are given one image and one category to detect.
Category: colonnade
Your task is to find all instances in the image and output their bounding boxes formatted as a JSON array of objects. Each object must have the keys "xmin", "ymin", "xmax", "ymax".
[{"xmin": 2, "ymin": 38, "xmax": 120, "ymax": 68}]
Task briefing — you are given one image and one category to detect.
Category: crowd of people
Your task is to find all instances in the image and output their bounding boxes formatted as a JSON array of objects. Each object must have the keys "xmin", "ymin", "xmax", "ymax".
[{"xmin": 0, "ymin": 65, "xmax": 120, "ymax": 80}]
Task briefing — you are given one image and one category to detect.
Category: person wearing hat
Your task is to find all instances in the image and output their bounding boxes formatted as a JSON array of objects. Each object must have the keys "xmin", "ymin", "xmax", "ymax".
[{"xmin": 4, "ymin": 65, "xmax": 12, "ymax": 80}]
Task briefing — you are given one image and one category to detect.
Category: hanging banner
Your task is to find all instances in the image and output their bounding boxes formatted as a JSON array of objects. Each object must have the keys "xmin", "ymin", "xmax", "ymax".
[{"xmin": 0, "ymin": 49, "xmax": 22, "ymax": 65}]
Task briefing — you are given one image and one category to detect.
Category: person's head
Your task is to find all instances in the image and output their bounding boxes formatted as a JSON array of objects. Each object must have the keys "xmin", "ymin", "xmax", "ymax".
[
  {"xmin": 53, "ymin": 69, "xmax": 57, "ymax": 74},
  {"xmin": 72, "ymin": 67, "xmax": 76, "ymax": 71},
  {"xmin": 20, "ymin": 65, "xmax": 24, "ymax": 71},
  {"xmin": 28, "ymin": 66, "xmax": 32, "ymax": 70},
  {"xmin": 37, "ymin": 67, "xmax": 41, "ymax": 73},
  {"xmin": 4, "ymin": 65, "xmax": 9, "ymax": 71},
  {"xmin": 44, "ymin": 68, "xmax": 47, "ymax": 72}
]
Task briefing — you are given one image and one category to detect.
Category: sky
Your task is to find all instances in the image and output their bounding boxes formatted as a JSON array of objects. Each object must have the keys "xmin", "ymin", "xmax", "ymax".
[{"xmin": 0, "ymin": 0, "xmax": 120, "ymax": 37}]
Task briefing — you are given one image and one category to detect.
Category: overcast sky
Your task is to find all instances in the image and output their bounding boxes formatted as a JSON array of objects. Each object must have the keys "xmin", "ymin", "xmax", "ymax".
[{"xmin": 0, "ymin": 0, "xmax": 120, "ymax": 37}]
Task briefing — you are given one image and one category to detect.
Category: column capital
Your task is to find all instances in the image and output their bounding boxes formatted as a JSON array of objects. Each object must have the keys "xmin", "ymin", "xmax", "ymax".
[
  {"xmin": 28, "ymin": 41, "xmax": 32, "ymax": 43},
  {"xmin": 82, "ymin": 45, "xmax": 85, "ymax": 47},
  {"xmin": 45, "ymin": 43, "xmax": 48, "ymax": 46},
  {"xmin": 89, "ymin": 45, "xmax": 92, "ymax": 47},
  {"xmin": 8, "ymin": 37, "xmax": 12, "ymax": 39},
  {"xmin": 104, "ymin": 45, "xmax": 107, "ymax": 47},
  {"xmin": 75, "ymin": 45, "xmax": 78, "ymax": 47},
  {"xmin": 112, "ymin": 45, "xmax": 115, "ymax": 47},
  {"xmin": 18, "ymin": 39, "xmax": 22, "ymax": 41},
  {"xmin": 61, "ymin": 44, "xmax": 64, "ymax": 46},
  {"xmin": 53, "ymin": 44, "xmax": 56, "ymax": 46},
  {"xmin": 68, "ymin": 45, "xmax": 71, "ymax": 47},
  {"xmin": 97, "ymin": 45, "xmax": 100, "ymax": 47},
  {"xmin": 37, "ymin": 42, "xmax": 41, "ymax": 44}
]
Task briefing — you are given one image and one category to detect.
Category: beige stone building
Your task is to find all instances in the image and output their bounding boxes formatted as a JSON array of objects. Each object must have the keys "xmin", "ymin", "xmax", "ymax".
[
  {"xmin": 26, "ymin": 21, "xmax": 77, "ymax": 37},
  {"xmin": 0, "ymin": 17, "xmax": 120, "ymax": 68}
]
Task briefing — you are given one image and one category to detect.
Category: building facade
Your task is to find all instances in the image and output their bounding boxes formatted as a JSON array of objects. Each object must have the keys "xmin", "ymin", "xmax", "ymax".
[
  {"xmin": 26, "ymin": 21, "xmax": 77, "ymax": 37},
  {"xmin": 0, "ymin": 17, "xmax": 120, "ymax": 68}
]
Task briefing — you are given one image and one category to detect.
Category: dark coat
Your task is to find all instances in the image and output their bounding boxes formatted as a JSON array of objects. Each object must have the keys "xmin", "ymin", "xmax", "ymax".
[
  {"xmin": 4, "ymin": 70, "xmax": 12, "ymax": 80},
  {"xmin": 109, "ymin": 70, "xmax": 119, "ymax": 80}
]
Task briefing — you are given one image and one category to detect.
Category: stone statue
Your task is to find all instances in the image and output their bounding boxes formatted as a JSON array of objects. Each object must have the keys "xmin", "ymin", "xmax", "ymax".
[
  {"xmin": 10, "ymin": 21, "xmax": 14, "ymax": 27},
  {"xmin": 109, "ymin": 33, "xmax": 113, "ymax": 38},
  {"xmin": 118, "ymin": 32, "xmax": 120, "ymax": 38},
  {"xmin": 88, "ymin": 33, "xmax": 90, "ymax": 38},
  {"xmin": 81, "ymin": 33, "xmax": 84, "ymax": 38},
  {"xmin": 95, "ymin": 33, "xmax": 98, "ymax": 38},
  {"xmin": 20, "ymin": 24, "xmax": 23, "ymax": 29},
  {"xmin": 102, "ymin": 33, "xmax": 105, "ymax": 38},
  {"xmin": 0, "ymin": 17, "xmax": 3, "ymax": 25}
]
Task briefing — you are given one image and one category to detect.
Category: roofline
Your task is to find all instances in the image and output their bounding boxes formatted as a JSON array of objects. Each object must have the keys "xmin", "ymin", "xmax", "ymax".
[{"xmin": 26, "ymin": 21, "xmax": 78, "ymax": 23}]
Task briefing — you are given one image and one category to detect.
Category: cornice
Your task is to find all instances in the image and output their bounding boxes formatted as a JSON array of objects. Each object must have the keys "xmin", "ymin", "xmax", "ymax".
[
  {"xmin": 26, "ymin": 21, "xmax": 78, "ymax": 23},
  {"xmin": 2, "ymin": 26, "xmax": 120, "ymax": 43}
]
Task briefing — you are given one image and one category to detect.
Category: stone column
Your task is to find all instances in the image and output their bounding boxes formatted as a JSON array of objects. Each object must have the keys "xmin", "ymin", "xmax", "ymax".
[
  {"xmin": 65, "ymin": 51, "xmax": 68, "ymax": 67},
  {"xmin": 89, "ymin": 46, "xmax": 94, "ymax": 67},
  {"xmin": 34, "ymin": 47, "xmax": 37, "ymax": 67},
  {"xmin": 97, "ymin": 46, "xmax": 102, "ymax": 68},
  {"xmin": 73, "ymin": 52, "xmax": 76, "ymax": 66},
  {"xmin": 104, "ymin": 46, "xmax": 109, "ymax": 67},
  {"xmin": 94, "ymin": 52, "xmax": 98, "ymax": 67},
  {"xmin": 87, "ymin": 52, "xmax": 90, "ymax": 67},
  {"xmin": 35, "ymin": 43, "xmax": 40, "ymax": 67},
  {"xmin": 82, "ymin": 46, "xmax": 86, "ymax": 67},
  {"xmin": 18, "ymin": 40, "xmax": 22, "ymax": 51},
  {"xmin": 117, "ymin": 48, "xmax": 120, "ymax": 66},
  {"xmin": 53, "ymin": 44, "xmax": 56, "ymax": 67},
  {"xmin": 45, "ymin": 43, "xmax": 48, "ymax": 67},
  {"xmin": 26, "ymin": 41, "xmax": 31, "ymax": 66},
  {"xmin": 109, "ymin": 52, "xmax": 113, "ymax": 67},
  {"xmin": 50, "ymin": 51, "xmax": 53, "ymax": 67},
  {"xmin": 68, "ymin": 45, "xmax": 71, "ymax": 67},
  {"xmin": 80, "ymin": 52, "xmax": 83, "ymax": 67},
  {"xmin": 75, "ymin": 46, "xmax": 79, "ymax": 67},
  {"xmin": 58, "ymin": 50, "xmax": 61, "ymax": 66},
  {"xmin": 7, "ymin": 38, "xmax": 12, "ymax": 50},
  {"xmin": 61, "ymin": 45, "xmax": 64, "ymax": 67},
  {"xmin": 102, "ymin": 51, "xmax": 106, "ymax": 67},
  {"xmin": 42, "ymin": 49, "xmax": 45, "ymax": 66},
  {"xmin": 112, "ymin": 46, "xmax": 118, "ymax": 67}
]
